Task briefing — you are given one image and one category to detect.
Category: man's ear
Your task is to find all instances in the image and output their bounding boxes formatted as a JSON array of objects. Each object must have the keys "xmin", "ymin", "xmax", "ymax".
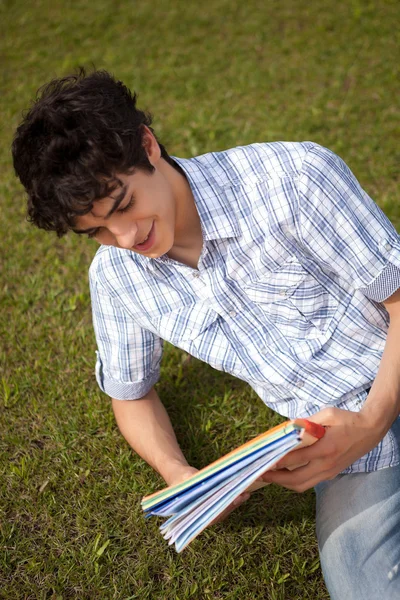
[{"xmin": 142, "ymin": 125, "xmax": 161, "ymax": 166}]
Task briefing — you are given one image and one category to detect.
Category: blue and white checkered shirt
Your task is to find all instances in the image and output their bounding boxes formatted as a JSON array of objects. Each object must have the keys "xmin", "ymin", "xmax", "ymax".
[{"xmin": 89, "ymin": 142, "xmax": 400, "ymax": 473}]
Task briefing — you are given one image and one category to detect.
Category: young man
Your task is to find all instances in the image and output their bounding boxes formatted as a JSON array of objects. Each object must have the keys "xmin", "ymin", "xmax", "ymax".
[{"xmin": 12, "ymin": 69, "xmax": 400, "ymax": 599}]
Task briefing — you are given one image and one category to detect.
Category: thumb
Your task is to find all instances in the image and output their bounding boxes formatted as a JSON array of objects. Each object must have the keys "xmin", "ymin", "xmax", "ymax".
[{"xmin": 305, "ymin": 407, "xmax": 341, "ymax": 427}]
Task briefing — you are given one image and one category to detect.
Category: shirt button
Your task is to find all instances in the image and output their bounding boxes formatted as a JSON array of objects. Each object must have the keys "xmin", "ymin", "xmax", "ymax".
[
  {"xmin": 296, "ymin": 380, "xmax": 304, "ymax": 388},
  {"xmin": 384, "ymin": 242, "xmax": 391, "ymax": 252},
  {"xmin": 279, "ymin": 289, "xmax": 288, "ymax": 296},
  {"xmin": 192, "ymin": 272, "xmax": 200, "ymax": 278},
  {"xmin": 229, "ymin": 310, "xmax": 237, "ymax": 318}
]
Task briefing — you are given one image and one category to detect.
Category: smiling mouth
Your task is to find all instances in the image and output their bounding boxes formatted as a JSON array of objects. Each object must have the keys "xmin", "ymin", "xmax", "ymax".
[{"xmin": 133, "ymin": 222, "xmax": 155, "ymax": 251}]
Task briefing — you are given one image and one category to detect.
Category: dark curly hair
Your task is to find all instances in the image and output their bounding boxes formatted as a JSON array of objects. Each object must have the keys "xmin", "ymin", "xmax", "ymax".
[{"xmin": 12, "ymin": 68, "xmax": 175, "ymax": 236}]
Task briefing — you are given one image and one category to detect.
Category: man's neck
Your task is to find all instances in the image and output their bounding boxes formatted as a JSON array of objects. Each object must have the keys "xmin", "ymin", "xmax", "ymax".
[{"xmin": 160, "ymin": 159, "xmax": 203, "ymax": 269}]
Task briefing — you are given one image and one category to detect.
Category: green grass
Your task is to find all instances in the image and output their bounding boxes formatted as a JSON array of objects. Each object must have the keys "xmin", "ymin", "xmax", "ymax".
[{"xmin": 1, "ymin": 0, "xmax": 399, "ymax": 598}]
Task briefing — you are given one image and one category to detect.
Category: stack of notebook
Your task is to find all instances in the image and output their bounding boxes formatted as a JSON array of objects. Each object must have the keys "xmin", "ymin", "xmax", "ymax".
[{"xmin": 142, "ymin": 419, "xmax": 325, "ymax": 552}]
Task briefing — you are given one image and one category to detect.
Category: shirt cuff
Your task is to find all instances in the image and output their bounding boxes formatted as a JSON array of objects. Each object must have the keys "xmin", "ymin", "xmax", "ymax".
[
  {"xmin": 95, "ymin": 354, "xmax": 160, "ymax": 399},
  {"xmin": 359, "ymin": 262, "xmax": 400, "ymax": 302}
]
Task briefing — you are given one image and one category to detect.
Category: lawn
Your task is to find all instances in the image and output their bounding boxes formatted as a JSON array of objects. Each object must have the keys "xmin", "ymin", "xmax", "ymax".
[{"xmin": 0, "ymin": 1, "xmax": 399, "ymax": 598}]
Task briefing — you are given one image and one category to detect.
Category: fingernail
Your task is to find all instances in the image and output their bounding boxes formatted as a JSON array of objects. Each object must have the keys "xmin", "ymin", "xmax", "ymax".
[{"xmin": 234, "ymin": 494, "xmax": 248, "ymax": 506}]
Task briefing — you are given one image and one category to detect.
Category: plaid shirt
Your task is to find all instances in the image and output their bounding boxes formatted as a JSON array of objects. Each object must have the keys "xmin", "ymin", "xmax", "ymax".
[{"xmin": 89, "ymin": 142, "xmax": 400, "ymax": 473}]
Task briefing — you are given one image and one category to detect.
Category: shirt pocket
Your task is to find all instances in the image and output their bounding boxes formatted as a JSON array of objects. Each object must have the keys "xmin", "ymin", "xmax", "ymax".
[
  {"xmin": 244, "ymin": 258, "xmax": 339, "ymax": 340},
  {"xmin": 151, "ymin": 303, "xmax": 220, "ymax": 345}
]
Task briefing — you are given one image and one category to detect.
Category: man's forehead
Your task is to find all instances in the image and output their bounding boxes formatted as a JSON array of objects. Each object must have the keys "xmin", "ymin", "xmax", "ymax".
[
  {"xmin": 96, "ymin": 167, "xmax": 138, "ymax": 200},
  {"xmin": 71, "ymin": 182, "xmax": 128, "ymax": 233},
  {"xmin": 93, "ymin": 184, "xmax": 128, "ymax": 215},
  {"xmin": 97, "ymin": 174, "xmax": 124, "ymax": 200}
]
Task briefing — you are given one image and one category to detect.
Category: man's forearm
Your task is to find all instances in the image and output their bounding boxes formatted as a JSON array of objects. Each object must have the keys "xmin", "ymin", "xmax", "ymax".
[
  {"xmin": 112, "ymin": 387, "xmax": 196, "ymax": 485},
  {"xmin": 361, "ymin": 288, "xmax": 400, "ymax": 434}
]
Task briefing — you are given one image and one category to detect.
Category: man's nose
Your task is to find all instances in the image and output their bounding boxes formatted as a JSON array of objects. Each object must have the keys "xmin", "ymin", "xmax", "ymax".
[{"xmin": 110, "ymin": 222, "xmax": 138, "ymax": 249}]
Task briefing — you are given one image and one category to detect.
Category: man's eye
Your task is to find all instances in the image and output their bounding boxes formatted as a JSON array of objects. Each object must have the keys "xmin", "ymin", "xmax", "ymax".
[
  {"xmin": 87, "ymin": 229, "xmax": 100, "ymax": 239},
  {"xmin": 117, "ymin": 195, "xmax": 135, "ymax": 214}
]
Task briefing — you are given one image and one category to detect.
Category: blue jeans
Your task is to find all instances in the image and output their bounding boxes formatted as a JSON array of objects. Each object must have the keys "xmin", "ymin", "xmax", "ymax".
[{"xmin": 315, "ymin": 418, "xmax": 400, "ymax": 600}]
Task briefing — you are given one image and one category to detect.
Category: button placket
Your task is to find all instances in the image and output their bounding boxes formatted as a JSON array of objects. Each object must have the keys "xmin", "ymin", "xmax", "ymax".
[{"xmin": 379, "ymin": 240, "xmax": 392, "ymax": 253}]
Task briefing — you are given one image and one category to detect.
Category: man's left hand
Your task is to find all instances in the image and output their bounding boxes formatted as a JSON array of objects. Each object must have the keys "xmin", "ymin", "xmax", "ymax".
[{"xmin": 259, "ymin": 406, "xmax": 386, "ymax": 492}]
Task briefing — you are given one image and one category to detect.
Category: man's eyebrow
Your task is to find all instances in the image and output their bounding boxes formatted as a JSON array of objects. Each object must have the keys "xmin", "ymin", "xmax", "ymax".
[
  {"xmin": 72, "ymin": 227, "xmax": 98, "ymax": 235},
  {"xmin": 72, "ymin": 185, "xmax": 128, "ymax": 233},
  {"xmin": 105, "ymin": 185, "xmax": 127, "ymax": 217}
]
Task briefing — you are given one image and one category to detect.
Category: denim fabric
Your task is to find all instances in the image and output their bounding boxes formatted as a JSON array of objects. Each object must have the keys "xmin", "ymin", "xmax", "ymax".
[{"xmin": 315, "ymin": 417, "xmax": 400, "ymax": 599}]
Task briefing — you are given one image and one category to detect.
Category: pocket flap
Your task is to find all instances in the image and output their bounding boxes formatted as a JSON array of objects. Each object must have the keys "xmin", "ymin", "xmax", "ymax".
[
  {"xmin": 245, "ymin": 269, "xmax": 307, "ymax": 304},
  {"xmin": 152, "ymin": 304, "xmax": 219, "ymax": 343}
]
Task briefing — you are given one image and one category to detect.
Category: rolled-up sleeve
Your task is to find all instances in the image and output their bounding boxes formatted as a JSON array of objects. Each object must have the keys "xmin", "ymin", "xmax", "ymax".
[
  {"xmin": 89, "ymin": 275, "xmax": 163, "ymax": 400},
  {"xmin": 297, "ymin": 144, "xmax": 400, "ymax": 301}
]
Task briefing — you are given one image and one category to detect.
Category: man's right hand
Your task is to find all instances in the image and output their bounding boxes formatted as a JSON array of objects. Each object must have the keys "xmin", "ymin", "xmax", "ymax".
[{"xmin": 166, "ymin": 465, "xmax": 199, "ymax": 487}]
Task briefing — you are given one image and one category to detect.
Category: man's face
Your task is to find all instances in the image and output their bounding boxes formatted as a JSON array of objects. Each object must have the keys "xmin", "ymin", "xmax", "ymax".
[{"xmin": 73, "ymin": 165, "xmax": 177, "ymax": 259}]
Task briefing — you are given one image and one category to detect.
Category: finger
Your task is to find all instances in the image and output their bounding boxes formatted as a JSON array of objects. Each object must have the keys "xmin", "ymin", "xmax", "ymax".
[
  {"xmin": 274, "ymin": 446, "xmax": 314, "ymax": 470},
  {"xmin": 236, "ymin": 491, "xmax": 251, "ymax": 503},
  {"xmin": 261, "ymin": 461, "xmax": 332, "ymax": 492},
  {"xmin": 306, "ymin": 407, "xmax": 342, "ymax": 426},
  {"xmin": 276, "ymin": 430, "xmax": 341, "ymax": 470}
]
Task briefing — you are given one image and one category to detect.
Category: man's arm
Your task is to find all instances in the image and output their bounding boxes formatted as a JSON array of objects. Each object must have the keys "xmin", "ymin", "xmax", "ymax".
[
  {"xmin": 112, "ymin": 387, "xmax": 198, "ymax": 486},
  {"xmin": 113, "ymin": 386, "xmax": 252, "ymax": 520},
  {"xmin": 261, "ymin": 288, "xmax": 400, "ymax": 492},
  {"xmin": 361, "ymin": 288, "xmax": 400, "ymax": 426}
]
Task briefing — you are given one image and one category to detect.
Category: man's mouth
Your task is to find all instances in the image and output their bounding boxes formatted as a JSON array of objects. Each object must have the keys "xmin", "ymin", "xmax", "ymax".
[{"xmin": 133, "ymin": 222, "xmax": 155, "ymax": 251}]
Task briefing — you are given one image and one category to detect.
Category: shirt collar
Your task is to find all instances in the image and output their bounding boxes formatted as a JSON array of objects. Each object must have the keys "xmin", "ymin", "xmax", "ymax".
[
  {"xmin": 130, "ymin": 153, "xmax": 242, "ymax": 273},
  {"xmin": 172, "ymin": 155, "xmax": 241, "ymax": 241}
]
